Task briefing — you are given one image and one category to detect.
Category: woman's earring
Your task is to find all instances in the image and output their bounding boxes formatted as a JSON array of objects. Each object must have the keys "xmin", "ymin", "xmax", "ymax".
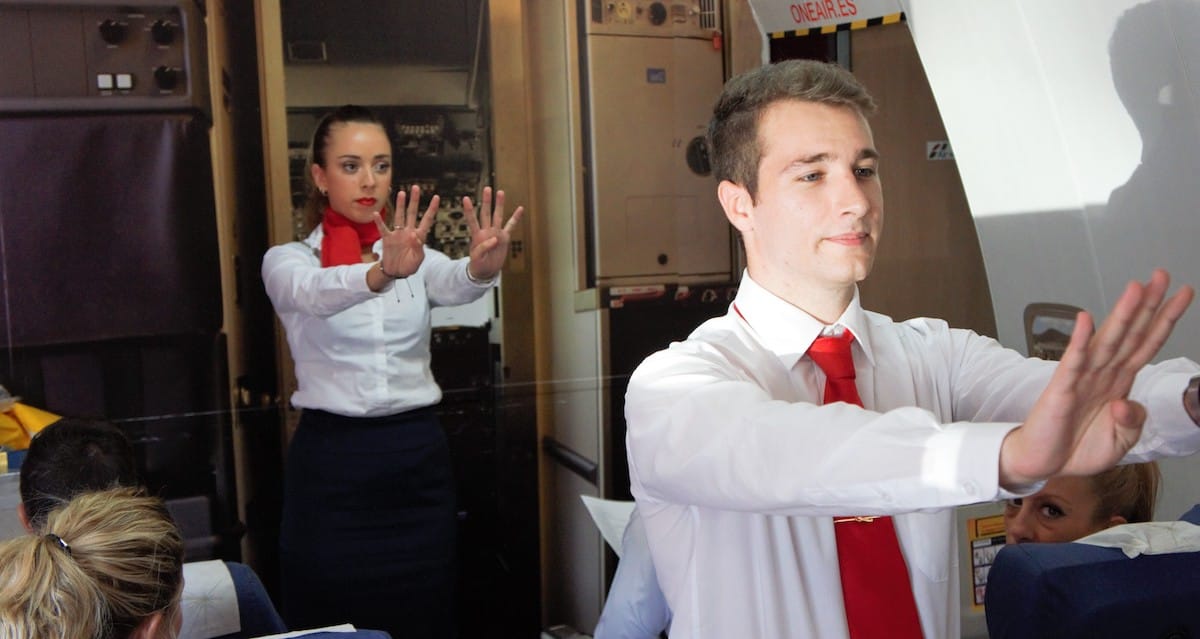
[{"xmin": 320, "ymin": 188, "xmax": 328, "ymax": 197}]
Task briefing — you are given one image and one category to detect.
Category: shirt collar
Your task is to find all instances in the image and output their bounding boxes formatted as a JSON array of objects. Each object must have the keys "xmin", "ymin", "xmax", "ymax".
[{"xmin": 732, "ymin": 271, "xmax": 876, "ymax": 370}]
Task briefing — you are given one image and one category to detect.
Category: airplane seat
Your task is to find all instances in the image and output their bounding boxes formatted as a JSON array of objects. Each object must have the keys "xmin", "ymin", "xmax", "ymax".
[
  {"xmin": 180, "ymin": 560, "xmax": 287, "ymax": 639},
  {"xmin": 985, "ymin": 509, "xmax": 1200, "ymax": 639},
  {"xmin": 177, "ymin": 559, "xmax": 393, "ymax": 639},
  {"xmin": 220, "ymin": 561, "xmax": 288, "ymax": 638}
]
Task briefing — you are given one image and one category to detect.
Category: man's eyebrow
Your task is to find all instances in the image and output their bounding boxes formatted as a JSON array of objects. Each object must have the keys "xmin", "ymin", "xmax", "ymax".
[
  {"xmin": 792, "ymin": 152, "xmax": 831, "ymax": 165},
  {"xmin": 785, "ymin": 148, "xmax": 878, "ymax": 168}
]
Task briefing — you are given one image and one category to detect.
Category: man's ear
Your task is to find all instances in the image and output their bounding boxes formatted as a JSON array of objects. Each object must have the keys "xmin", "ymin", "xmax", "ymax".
[
  {"xmin": 17, "ymin": 503, "xmax": 33, "ymax": 533},
  {"xmin": 128, "ymin": 610, "xmax": 165, "ymax": 639},
  {"xmin": 717, "ymin": 180, "xmax": 753, "ymax": 233}
]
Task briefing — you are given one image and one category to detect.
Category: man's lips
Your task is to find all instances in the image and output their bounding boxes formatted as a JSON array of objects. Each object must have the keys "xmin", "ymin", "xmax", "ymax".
[{"xmin": 826, "ymin": 232, "xmax": 870, "ymax": 246}]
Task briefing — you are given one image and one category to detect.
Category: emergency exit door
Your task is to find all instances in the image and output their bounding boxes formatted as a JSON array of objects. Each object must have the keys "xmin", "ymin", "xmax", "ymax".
[{"xmin": 582, "ymin": 1, "xmax": 730, "ymax": 285}]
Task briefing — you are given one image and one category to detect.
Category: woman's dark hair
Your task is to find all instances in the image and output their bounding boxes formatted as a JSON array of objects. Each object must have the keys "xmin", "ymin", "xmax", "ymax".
[{"xmin": 300, "ymin": 104, "xmax": 391, "ymax": 233}]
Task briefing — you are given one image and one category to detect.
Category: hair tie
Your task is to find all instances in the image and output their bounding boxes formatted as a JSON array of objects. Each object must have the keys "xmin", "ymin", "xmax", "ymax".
[{"xmin": 45, "ymin": 533, "xmax": 72, "ymax": 556}]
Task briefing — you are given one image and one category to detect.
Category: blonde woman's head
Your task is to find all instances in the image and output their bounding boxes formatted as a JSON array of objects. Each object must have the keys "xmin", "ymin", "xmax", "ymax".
[
  {"xmin": 1004, "ymin": 462, "xmax": 1161, "ymax": 544},
  {"xmin": 0, "ymin": 487, "xmax": 184, "ymax": 639}
]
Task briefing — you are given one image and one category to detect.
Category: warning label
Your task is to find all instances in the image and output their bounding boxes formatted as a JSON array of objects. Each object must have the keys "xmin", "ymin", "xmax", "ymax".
[
  {"xmin": 967, "ymin": 514, "xmax": 1007, "ymax": 610},
  {"xmin": 927, "ymin": 141, "xmax": 955, "ymax": 161}
]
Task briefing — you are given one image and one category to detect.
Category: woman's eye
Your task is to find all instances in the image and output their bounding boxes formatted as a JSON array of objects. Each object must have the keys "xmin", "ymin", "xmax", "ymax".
[
  {"xmin": 1039, "ymin": 504, "xmax": 1065, "ymax": 518},
  {"xmin": 341, "ymin": 162, "xmax": 359, "ymax": 173},
  {"xmin": 374, "ymin": 162, "xmax": 391, "ymax": 174}
]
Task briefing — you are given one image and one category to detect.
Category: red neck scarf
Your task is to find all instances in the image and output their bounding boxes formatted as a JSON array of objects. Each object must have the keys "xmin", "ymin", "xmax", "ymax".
[{"xmin": 320, "ymin": 205, "xmax": 381, "ymax": 267}]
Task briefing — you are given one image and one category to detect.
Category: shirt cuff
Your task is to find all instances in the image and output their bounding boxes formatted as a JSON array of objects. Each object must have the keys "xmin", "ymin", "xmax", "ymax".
[
  {"xmin": 1143, "ymin": 369, "xmax": 1199, "ymax": 428},
  {"xmin": 465, "ymin": 264, "xmax": 498, "ymax": 287},
  {"xmin": 353, "ymin": 262, "xmax": 393, "ymax": 295},
  {"xmin": 927, "ymin": 420, "xmax": 1020, "ymax": 502}
]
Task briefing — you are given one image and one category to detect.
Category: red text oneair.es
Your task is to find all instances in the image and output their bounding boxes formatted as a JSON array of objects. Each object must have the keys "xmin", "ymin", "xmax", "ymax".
[{"xmin": 790, "ymin": 0, "xmax": 858, "ymax": 25}]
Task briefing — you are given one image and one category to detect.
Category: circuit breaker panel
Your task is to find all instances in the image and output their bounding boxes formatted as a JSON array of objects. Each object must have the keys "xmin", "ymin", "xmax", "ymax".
[{"xmin": 581, "ymin": 1, "xmax": 731, "ymax": 285}]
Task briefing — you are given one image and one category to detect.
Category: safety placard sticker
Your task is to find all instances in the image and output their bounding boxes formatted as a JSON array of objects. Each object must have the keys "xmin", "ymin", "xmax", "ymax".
[{"xmin": 967, "ymin": 514, "xmax": 1007, "ymax": 610}]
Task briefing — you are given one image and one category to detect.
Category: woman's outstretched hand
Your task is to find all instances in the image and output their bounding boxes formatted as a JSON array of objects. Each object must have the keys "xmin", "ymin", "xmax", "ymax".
[
  {"xmin": 465, "ymin": 186, "xmax": 525, "ymax": 281},
  {"xmin": 375, "ymin": 184, "xmax": 439, "ymax": 279}
]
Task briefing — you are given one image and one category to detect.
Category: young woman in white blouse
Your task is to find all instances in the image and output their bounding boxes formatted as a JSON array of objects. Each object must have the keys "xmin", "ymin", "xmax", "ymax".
[{"xmin": 262, "ymin": 105, "xmax": 523, "ymax": 638}]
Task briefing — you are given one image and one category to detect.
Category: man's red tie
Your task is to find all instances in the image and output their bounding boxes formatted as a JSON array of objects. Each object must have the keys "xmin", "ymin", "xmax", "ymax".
[{"xmin": 807, "ymin": 331, "xmax": 924, "ymax": 639}]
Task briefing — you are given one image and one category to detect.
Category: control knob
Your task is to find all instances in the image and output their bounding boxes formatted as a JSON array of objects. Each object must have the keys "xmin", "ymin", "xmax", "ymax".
[
  {"xmin": 98, "ymin": 19, "xmax": 128, "ymax": 45},
  {"xmin": 151, "ymin": 19, "xmax": 177, "ymax": 46},
  {"xmin": 153, "ymin": 66, "xmax": 180, "ymax": 91}
]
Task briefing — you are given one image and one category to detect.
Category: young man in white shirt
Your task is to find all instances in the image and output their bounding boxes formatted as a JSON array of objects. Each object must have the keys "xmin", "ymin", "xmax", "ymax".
[{"xmin": 624, "ymin": 59, "xmax": 1200, "ymax": 639}]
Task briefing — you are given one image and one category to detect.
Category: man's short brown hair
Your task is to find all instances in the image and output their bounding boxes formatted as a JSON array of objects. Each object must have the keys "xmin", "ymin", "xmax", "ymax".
[{"xmin": 708, "ymin": 59, "xmax": 876, "ymax": 201}]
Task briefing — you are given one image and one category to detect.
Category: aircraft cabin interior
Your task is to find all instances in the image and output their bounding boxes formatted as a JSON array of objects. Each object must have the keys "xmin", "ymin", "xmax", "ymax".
[{"xmin": 1, "ymin": 0, "xmax": 1199, "ymax": 638}]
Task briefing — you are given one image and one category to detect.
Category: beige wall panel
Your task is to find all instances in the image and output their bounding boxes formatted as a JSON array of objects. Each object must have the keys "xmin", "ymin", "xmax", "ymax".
[
  {"xmin": 205, "ymin": 0, "xmax": 252, "ymax": 561},
  {"xmin": 521, "ymin": 0, "xmax": 607, "ymax": 631},
  {"xmin": 851, "ymin": 23, "xmax": 996, "ymax": 337},
  {"xmin": 254, "ymin": 0, "xmax": 302, "ymax": 444},
  {"xmin": 728, "ymin": 0, "xmax": 767, "ymax": 76}
]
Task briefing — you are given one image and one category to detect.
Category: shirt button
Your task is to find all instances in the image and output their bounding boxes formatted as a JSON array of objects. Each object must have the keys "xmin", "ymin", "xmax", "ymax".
[{"xmin": 963, "ymin": 481, "xmax": 978, "ymax": 496}]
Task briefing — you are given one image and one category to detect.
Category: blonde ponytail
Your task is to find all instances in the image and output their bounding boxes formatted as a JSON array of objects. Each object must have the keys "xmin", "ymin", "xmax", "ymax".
[{"xmin": 0, "ymin": 487, "xmax": 184, "ymax": 639}]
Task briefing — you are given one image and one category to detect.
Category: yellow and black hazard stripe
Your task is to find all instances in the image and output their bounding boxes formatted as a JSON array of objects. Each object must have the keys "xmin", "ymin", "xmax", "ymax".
[{"xmin": 769, "ymin": 12, "xmax": 905, "ymax": 39}]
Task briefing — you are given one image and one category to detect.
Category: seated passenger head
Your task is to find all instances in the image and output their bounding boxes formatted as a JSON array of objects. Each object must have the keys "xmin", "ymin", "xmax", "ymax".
[
  {"xmin": 18, "ymin": 417, "xmax": 139, "ymax": 532},
  {"xmin": 0, "ymin": 487, "xmax": 184, "ymax": 639},
  {"xmin": 1004, "ymin": 461, "xmax": 1161, "ymax": 544}
]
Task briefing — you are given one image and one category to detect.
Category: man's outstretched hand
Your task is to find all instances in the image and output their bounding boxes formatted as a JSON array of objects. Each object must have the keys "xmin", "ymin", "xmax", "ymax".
[{"xmin": 999, "ymin": 269, "xmax": 1194, "ymax": 488}]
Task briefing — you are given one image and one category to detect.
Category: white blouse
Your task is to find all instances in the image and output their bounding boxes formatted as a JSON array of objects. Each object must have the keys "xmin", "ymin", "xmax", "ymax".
[{"xmin": 262, "ymin": 226, "xmax": 493, "ymax": 417}]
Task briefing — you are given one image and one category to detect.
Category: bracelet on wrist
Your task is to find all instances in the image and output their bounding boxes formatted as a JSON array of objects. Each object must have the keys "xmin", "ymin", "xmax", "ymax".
[
  {"xmin": 376, "ymin": 261, "xmax": 404, "ymax": 280},
  {"xmin": 466, "ymin": 266, "xmax": 491, "ymax": 284}
]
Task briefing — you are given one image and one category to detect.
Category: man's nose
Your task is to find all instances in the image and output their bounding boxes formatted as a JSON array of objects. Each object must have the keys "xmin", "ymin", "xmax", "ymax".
[{"xmin": 834, "ymin": 172, "xmax": 870, "ymax": 218}]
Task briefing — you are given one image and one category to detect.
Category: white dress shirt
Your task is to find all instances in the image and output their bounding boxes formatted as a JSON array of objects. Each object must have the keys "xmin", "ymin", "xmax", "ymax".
[
  {"xmin": 261, "ymin": 226, "xmax": 493, "ymax": 417},
  {"xmin": 594, "ymin": 507, "xmax": 672, "ymax": 639},
  {"xmin": 625, "ymin": 272, "xmax": 1200, "ymax": 639}
]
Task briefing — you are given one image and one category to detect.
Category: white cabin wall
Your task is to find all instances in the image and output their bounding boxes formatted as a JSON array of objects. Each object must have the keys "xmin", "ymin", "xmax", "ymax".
[{"xmin": 902, "ymin": 0, "xmax": 1200, "ymax": 520}]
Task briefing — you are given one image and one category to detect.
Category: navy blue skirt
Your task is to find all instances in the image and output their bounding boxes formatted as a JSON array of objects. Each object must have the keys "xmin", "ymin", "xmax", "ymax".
[{"xmin": 279, "ymin": 407, "xmax": 456, "ymax": 637}]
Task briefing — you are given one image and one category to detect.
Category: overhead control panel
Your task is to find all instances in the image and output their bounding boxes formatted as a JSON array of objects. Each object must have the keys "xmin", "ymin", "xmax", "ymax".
[
  {"xmin": 588, "ymin": 0, "xmax": 721, "ymax": 37},
  {"xmin": 0, "ymin": 0, "xmax": 207, "ymax": 113}
]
